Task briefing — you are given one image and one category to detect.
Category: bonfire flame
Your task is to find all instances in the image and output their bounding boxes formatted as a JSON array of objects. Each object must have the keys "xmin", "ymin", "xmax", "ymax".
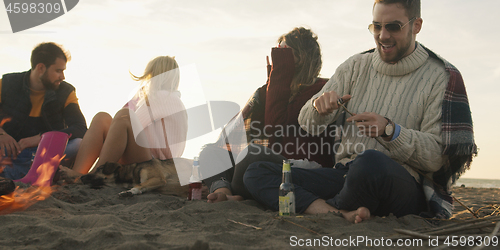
[
  {"xmin": 0, "ymin": 153, "xmax": 63, "ymax": 215},
  {"xmin": 0, "ymin": 117, "xmax": 12, "ymax": 127},
  {"xmin": 33, "ymin": 150, "xmax": 62, "ymax": 187},
  {"xmin": 0, "ymin": 186, "xmax": 54, "ymax": 215}
]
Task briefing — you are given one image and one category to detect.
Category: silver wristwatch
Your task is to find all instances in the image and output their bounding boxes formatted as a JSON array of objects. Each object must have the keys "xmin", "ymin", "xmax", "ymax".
[{"xmin": 381, "ymin": 117, "xmax": 394, "ymax": 138}]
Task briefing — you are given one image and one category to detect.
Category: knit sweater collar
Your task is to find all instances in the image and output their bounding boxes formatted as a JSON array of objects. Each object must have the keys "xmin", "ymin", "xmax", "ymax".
[{"xmin": 372, "ymin": 42, "xmax": 429, "ymax": 76}]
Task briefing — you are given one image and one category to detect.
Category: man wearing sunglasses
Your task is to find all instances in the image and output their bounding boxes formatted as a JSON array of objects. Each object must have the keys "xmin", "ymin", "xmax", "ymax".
[{"xmin": 244, "ymin": 0, "xmax": 476, "ymax": 223}]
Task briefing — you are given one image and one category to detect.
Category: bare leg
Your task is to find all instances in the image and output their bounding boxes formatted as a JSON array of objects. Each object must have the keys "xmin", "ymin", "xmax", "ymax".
[
  {"xmin": 71, "ymin": 112, "xmax": 113, "ymax": 174},
  {"xmin": 59, "ymin": 110, "xmax": 152, "ymax": 183},
  {"xmin": 93, "ymin": 109, "xmax": 152, "ymax": 169},
  {"xmin": 207, "ymin": 187, "xmax": 244, "ymax": 203},
  {"xmin": 304, "ymin": 199, "xmax": 371, "ymax": 223}
]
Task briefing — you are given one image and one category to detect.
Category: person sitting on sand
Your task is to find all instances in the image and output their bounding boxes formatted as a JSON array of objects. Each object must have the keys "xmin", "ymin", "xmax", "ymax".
[
  {"xmin": 0, "ymin": 42, "xmax": 87, "ymax": 180},
  {"xmin": 201, "ymin": 27, "xmax": 340, "ymax": 203},
  {"xmin": 244, "ymin": 0, "xmax": 477, "ymax": 223},
  {"xmin": 60, "ymin": 56, "xmax": 187, "ymax": 179}
]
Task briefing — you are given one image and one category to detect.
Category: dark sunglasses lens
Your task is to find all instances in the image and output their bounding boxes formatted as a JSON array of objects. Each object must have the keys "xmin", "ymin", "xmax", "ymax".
[
  {"xmin": 369, "ymin": 23, "xmax": 382, "ymax": 33},
  {"xmin": 385, "ymin": 23, "xmax": 401, "ymax": 32}
]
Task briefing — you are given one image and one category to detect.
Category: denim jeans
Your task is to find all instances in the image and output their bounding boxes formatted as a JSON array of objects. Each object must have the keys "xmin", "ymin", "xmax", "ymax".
[
  {"xmin": 202, "ymin": 143, "xmax": 286, "ymax": 199},
  {"xmin": 0, "ymin": 138, "xmax": 82, "ymax": 180},
  {"xmin": 244, "ymin": 161, "xmax": 348, "ymax": 214},
  {"xmin": 326, "ymin": 150, "xmax": 426, "ymax": 217},
  {"xmin": 243, "ymin": 150, "xmax": 426, "ymax": 217}
]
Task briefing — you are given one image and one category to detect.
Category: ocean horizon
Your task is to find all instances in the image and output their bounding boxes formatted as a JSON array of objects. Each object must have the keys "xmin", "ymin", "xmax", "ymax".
[{"xmin": 454, "ymin": 178, "xmax": 500, "ymax": 189}]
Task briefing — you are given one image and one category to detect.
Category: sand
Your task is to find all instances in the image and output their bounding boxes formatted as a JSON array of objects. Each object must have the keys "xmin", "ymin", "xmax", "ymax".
[{"xmin": 0, "ymin": 184, "xmax": 498, "ymax": 249}]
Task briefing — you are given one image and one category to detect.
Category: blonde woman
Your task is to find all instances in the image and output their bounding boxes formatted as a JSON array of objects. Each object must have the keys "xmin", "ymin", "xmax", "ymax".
[{"xmin": 61, "ymin": 56, "xmax": 187, "ymax": 178}]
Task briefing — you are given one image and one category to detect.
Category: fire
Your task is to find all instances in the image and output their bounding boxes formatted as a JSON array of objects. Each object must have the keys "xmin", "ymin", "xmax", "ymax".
[
  {"xmin": 0, "ymin": 186, "xmax": 54, "ymax": 215},
  {"xmin": 34, "ymin": 153, "xmax": 63, "ymax": 187},
  {"xmin": 0, "ymin": 154, "xmax": 63, "ymax": 215},
  {"xmin": 0, "ymin": 117, "xmax": 12, "ymax": 127}
]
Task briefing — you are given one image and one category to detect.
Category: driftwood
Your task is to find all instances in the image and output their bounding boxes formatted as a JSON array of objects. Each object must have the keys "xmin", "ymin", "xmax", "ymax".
[
  {"xmin": 473, "ymin": 222, "xmax": 500, "ymax": 250},
  {"xmin": 393, "ymin": 206, "xmax": 500, "ymax": 247},
  {"xmin": 275, "ymin": 216, "xmax": 321, "ymax": 236},
  {"xmin": 227, "ymin": 219, "xmax": 262, "ymax": 230},
  {"xmin": 418, "ymin": 216, "xmax": 500, "ymax": 235}
]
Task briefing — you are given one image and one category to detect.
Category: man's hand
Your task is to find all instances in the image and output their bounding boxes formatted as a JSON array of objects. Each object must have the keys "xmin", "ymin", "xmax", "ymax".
[
  {"xmin": 313, "ymin": 91, "xmax": 351, "ymax": 115},
  {"xmin": 18, "ymin": 134, "xmax": 41, "ymax": 151},
  {"xmin": 346, "ymin": 112, "xmax": 388, "ymax": 138},
  {"xmin": 0, "ymin": 133, "xmax": 21, "ymax": 159}
]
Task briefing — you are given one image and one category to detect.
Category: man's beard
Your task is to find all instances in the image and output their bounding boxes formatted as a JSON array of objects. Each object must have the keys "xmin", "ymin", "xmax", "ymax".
[
  {"xmin": 40, "ymin": 73, "xmax": 58, "ymax": 90},
  {"xmin": 393, "ymin": 30, "xmax": 414, "ymax": 62},
  {"xmin": 377, "ymin": 28, "xmax": 414, "ymax": 64}
]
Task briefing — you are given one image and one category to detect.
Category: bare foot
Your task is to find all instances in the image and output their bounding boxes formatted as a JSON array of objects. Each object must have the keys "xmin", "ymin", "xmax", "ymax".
[
  {"xmin": 304, "ymin": 199, "xmax": 371, "ymax": 223},
  {"xmin": 207, "ymin": 192, "xmax": 244, "ymax": 203},
  {"xmin": 207, "ymin": 192, "xmax": 228, "ymax": 203},
  {"xmin": 340, "ymin": 207, "xmax": 371, "ymax": 223},
  {"xmin": 58, "ymin": 166, "xmax": 83, "ymax": 184}
]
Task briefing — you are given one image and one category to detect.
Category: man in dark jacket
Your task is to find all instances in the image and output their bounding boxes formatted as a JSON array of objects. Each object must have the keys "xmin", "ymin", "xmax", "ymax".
[{"xmin": 0, "ymin": 42, "xmax": 87, "ymax": 180}]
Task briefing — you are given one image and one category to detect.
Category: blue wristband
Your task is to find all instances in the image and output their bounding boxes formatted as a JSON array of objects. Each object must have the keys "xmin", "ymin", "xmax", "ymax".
[{"xmin": 391, "ymin": 123, "xmax": 401, "ymax": 141}]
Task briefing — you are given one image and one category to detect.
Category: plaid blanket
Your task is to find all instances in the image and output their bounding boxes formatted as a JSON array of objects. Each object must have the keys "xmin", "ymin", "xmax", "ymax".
[{"xmin": 422, "ymin": 46, "xmax": 478, "ymax": 219}]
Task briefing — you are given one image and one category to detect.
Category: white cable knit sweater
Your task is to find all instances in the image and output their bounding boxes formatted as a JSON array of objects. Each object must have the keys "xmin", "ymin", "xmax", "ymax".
[{"xmin": 298, "ymin": 43, "xmax": 449, "ymax": 182}]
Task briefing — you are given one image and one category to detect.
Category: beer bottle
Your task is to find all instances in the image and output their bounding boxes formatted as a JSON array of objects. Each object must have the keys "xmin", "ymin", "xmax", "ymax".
[{"xmin": 279, "ymin": 159, "xmax": 295, "ymax": 216}]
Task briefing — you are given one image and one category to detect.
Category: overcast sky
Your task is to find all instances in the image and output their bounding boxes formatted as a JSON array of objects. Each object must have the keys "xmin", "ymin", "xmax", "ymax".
[{"xmin": 1, "ymin": 0, "xmax": 498, "ymax": 180}]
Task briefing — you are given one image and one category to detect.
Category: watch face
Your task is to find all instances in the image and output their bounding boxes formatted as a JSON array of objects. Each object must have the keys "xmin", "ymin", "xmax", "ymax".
[{"xmin": 385, "ymin": 123, "xmax": 394, "ymax": 136}]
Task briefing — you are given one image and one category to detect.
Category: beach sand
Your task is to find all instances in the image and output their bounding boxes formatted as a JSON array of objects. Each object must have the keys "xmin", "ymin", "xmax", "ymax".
[{"xmin": 0, "ymin": 184, "xmax": 498, "ymax": 249}]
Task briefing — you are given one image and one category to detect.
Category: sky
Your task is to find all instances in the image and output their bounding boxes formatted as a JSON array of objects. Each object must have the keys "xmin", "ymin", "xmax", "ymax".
[{"xmin": 1, "ymin": 0, "xmax": 498, "ymax": 180}]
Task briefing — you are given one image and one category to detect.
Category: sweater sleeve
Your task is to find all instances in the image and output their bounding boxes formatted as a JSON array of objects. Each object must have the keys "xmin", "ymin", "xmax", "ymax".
[
  {"xmin": 298, "ymin": 58, "xmax": 353, "ymax": 135},
  {"xmin": 264, "ymin": 48, "xmax": 295, "ymax": 128},
  {"xmin": 380, "ymin": 70, "xmax": 448, "ymax": 173}
]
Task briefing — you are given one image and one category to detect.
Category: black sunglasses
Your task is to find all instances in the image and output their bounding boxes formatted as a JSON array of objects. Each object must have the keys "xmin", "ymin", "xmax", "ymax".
[{"xmin": 368, "ymin": 17, "xmax": 416, "ymax": 34}]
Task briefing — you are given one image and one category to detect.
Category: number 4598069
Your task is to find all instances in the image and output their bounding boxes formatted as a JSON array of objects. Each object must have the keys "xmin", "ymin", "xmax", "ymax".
[{"xmin": 5, "ymin": 2, "xmax": 62, "ymax": 14}]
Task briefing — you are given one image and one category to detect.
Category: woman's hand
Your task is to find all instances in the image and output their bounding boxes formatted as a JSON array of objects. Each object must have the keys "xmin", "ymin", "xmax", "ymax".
[{"xmin": 278, "ymin": 40, "xmax": 288, "ymax": 48}]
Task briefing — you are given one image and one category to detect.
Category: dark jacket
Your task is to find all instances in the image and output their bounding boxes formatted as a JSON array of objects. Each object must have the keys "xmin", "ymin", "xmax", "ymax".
[
  {"xmin": 0, "ymin": 70, "xmax": 87, "ymax": 141},
  {"xmin": 264, "ymin": 48, "xmax": 335, "ymax": 168}
]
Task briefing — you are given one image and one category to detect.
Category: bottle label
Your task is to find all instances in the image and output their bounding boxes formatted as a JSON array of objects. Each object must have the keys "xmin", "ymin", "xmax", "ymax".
[
  {"xmin": 188, "ymin": 182, "xmax": 202, "ymax": 200},
  {"xmin": 279, "ymin": 192, "xmax": 295, "ymax": 216},
  {"xmin": 282, "ymin": 160, "xmax": 291, "ymax": 172},
  {"xmin": 190, "ymin": 188, "xmax": 202, "ymax": 200}
]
